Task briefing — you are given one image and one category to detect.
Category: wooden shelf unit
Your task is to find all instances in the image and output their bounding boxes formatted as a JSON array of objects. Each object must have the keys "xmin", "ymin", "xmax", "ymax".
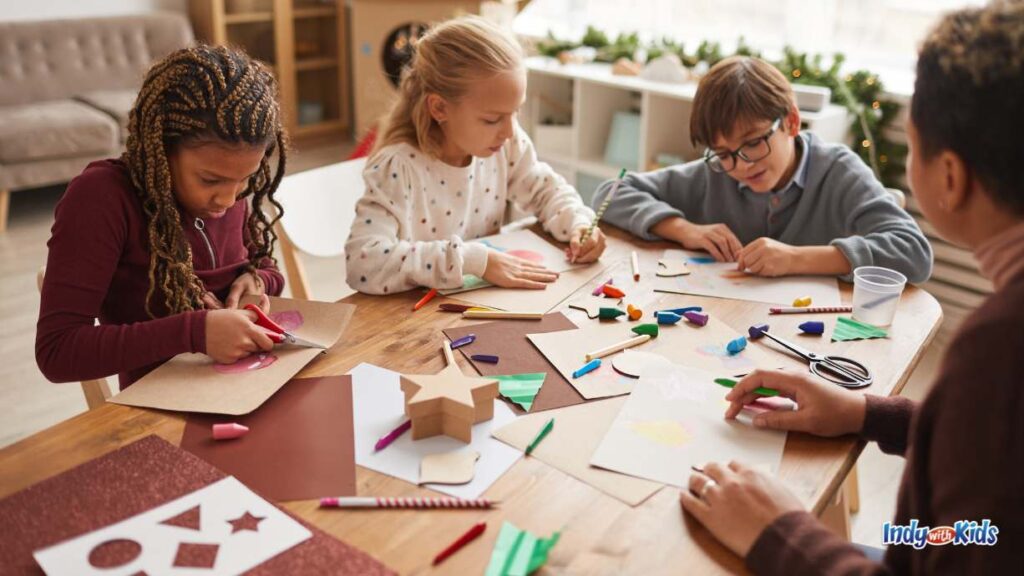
[
  {"xmin": 189, "ymin": 0, "xmax": 351, "ymax": 141},
  {"xmin": 520, "ymin": 56, "xmax": 851, "ymax": 205}
]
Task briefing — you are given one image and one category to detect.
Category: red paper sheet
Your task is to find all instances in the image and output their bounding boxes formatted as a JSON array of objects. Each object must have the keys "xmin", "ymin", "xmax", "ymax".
[
  {"xmin": 181, "ymin": 376, "xmax": 356, "ymax": 502},
  {"xmin": 0, "ymin": 435, "xmax": 393, "ymax": 575}
]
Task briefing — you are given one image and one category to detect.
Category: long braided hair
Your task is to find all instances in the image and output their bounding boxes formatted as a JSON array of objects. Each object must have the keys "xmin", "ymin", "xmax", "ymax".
[{"xmin": 123, "ymin": 45, "xmax": 287, "ymax": 317}]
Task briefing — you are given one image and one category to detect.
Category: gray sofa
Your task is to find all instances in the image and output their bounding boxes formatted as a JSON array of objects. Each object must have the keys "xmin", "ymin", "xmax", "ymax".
[{"xmin": 0, "ymin": 13, "xmax": 193, "ymax": 231}]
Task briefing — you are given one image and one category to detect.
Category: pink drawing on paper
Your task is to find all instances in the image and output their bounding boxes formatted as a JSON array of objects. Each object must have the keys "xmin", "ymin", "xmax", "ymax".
[
  {"xmin": 505, "ymin": 249, "xmax": 544, "ymax": 263},
  {"xmin": 213, "ymin": 352, "xmax": 278, "ymax": 374},
  {"xmin": 212, "ymin": 310, "xmax": 304, "ymax": 374},
  {"xmin": 270, "ymin": 310, "xmax": 303, "ymax": 332}
]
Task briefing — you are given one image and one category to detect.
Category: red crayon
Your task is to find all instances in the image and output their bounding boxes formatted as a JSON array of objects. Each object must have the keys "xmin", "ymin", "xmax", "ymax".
[
  {"xmin": 413, "ymin": 288, "xmax": 438, "ymax": 311},
  {"xmin": 433, "ymin": 522, "xmax": 486, "ymax": 566}
]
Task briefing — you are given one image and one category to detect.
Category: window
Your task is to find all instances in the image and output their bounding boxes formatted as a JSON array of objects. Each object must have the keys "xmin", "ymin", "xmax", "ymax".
[{"xmin": 514, "ymin": 0, "xmax": 987, "ymax": 94}]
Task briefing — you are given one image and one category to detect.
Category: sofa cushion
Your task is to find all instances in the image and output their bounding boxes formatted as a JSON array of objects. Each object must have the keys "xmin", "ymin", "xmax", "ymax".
[
  {"xmin": 76, "ymin": 90, "xmax": 136, "ymax": 141},
  {"xmin": 0, "ymin": 100, "xmax": 118, "ymax": 163}
]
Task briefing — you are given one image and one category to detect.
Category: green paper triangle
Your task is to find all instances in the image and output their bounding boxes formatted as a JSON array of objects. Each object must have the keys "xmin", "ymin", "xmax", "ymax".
[
  {"xmin": 485, "ymin": 521, "xmax": 561, "ymax": 576},
  {"xmin": 495, "ymin": 373, "xmax": 546, "ymax": 411},
  {"xmin": 832, "ymin": 316, "xmax": 888, "ymax": 342}
]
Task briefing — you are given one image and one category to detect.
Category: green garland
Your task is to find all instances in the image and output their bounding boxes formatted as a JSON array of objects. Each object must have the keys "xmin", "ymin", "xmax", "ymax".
[{"xmin": 537, "ymin": 30, "xmax": 906, "ymax": 187}]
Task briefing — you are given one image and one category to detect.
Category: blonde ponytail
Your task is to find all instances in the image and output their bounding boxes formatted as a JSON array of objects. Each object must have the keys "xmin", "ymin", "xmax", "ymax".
[{"xmin": 373, "ymin": 16, "xmax": 522, "ymax": 158}]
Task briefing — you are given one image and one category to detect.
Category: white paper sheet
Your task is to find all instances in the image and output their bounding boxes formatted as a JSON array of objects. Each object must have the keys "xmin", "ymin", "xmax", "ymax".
[
  {"xmin": 654, "ymin": 249, "xmax": 842, "ymax": 307},
  {"xmin": 348, "ymin": 363, "xmax": 521, "ymax": 499},
  {"xmin": 33, "ymin": 477, "xmax": 311, "ymax": 575},
  {"xmin": 590, "ymin": 364, "xmax": 787, "ymax": 488}
]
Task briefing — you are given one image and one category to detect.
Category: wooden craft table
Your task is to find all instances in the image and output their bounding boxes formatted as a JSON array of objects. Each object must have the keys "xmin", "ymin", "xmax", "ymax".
[{"xmin": 0, "ymin": 228, "xmax": 942, "ymax": 575}]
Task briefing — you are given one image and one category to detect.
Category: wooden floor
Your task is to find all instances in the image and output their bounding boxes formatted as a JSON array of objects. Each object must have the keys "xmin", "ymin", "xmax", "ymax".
[{"xmin": 0, "ymin": 136, "xmax": 953, "ymax": 548}]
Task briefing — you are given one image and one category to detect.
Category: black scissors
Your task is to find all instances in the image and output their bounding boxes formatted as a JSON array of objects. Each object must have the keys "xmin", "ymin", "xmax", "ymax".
[{"xmin": 750, "ymin": 326, "xmax": 873, "ymax": 389}]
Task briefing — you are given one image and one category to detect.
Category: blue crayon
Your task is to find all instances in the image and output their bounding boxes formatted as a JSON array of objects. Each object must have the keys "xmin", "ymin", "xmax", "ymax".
[
  {"xmin": 799, "ymin": 321, "xmax": 825, "ymax": 335},
  {"xmin": 656, "ymin": 311, "xmax": 683, "ymax": 325},
  {"xmin": 572, "ymin": 358, "xmax": 602, "ymax": 379},
  {"xmin": 658, "ymin": 306, "xmax": 703, "ymax": 315},
  {"xmin": 726, "ymin": 336, "xmax": 747, "ymax": 355}
]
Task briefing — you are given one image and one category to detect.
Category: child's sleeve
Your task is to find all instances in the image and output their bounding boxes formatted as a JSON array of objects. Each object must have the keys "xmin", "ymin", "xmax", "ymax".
[
  {"xmin": 345, "ymin": 151, "xmax": 489, "ymax": 294},
  {"xmin": 826, "ymin": 151, "xmax": 934, "ymax": 284},
  {"xmin": 590, "ymin": 163, "xmax": 705, "ymax": 241},
  {"xmin": 244, "ymin": 201, "xmax": 285, "ymax": 296},
  {"xmin": 506, "ymin": 125, "xmax": 594, "ymax": 241},
  {"xmin": 35, "ymin": 172, "xmax": 208, "ymax": 384}
]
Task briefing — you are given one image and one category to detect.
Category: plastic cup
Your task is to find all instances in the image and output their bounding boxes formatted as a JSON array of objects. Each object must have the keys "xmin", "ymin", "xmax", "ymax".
[{"xmin": 852, "ymin": 266, "xmax": 907, "ymax": 326}]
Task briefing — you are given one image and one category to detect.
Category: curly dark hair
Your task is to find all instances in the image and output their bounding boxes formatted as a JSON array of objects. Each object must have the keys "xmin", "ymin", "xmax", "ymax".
[
  {"xmin": 122, "ymin": 44, "xmax": 287, "ymax": 317},
  {"xmin": 912, "ymin": 0, "xmax": 1024, "ymax": 214}
]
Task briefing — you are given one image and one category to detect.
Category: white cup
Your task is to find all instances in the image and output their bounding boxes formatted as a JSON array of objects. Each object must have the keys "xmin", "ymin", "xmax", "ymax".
[{"xmin": 852, "ymin": 266, "xmax": 907, "ymax": 326}]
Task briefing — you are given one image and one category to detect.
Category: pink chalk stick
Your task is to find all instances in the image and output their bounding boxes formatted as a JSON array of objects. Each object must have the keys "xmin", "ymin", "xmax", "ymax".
[{"xmin": 212, "ymin": 423, "xmax": 249, "ymax": 440}]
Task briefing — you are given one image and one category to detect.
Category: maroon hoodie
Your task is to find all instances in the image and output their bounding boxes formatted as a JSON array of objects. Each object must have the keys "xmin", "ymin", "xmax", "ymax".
[{"xmin": 36, "ymin": 159, "xmax": 284, "ymax": 390}]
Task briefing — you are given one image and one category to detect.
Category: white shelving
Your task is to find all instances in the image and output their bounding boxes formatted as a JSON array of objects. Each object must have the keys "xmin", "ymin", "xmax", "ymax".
[{"xmin": 521, "ymin": 56, "xmax": 852, "ymax": 204}]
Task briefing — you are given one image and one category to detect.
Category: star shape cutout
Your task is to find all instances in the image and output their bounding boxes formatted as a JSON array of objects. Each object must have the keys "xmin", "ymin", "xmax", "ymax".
[
  {"xmin": 401, "ymin": 365, "xmax": 498, "ymax": 442},
  {"xmin": 226, "ymin": 511, "xmax": 265, "ymax": 534}
]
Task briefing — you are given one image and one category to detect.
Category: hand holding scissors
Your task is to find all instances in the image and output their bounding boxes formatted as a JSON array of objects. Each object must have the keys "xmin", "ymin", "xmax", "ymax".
[{"xmin": 243, "ymin": 304, "xmax": 325, "ymax": 349}]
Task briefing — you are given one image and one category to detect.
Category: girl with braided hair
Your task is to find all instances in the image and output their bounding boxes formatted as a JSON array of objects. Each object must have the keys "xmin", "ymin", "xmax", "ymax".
[
  {"xmin": 345, "ymin": 16, "xmax": 606, "ymax": 295},
  {"xmin": 36, "ymin": 45, "xmax": 288, "ymax": 389}
]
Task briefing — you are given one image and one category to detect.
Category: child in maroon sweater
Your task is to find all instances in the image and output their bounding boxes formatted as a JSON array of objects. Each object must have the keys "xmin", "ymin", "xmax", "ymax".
[
  {"xmin": 680, "ymin": 2, "xmax": 1024, "ymax": 573},
  {"xmin": 36, "ymin": 45, "xmax": 288, "ymax": 390}
]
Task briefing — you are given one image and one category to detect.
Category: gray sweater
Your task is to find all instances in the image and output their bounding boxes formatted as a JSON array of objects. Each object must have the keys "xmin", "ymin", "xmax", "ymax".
[{"xmin": 591, "ymin": 132, "xmax": 933, "ymax": 283}]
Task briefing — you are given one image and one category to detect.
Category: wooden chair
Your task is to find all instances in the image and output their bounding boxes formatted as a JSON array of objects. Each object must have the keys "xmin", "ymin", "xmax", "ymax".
[
  {"xmin": 36, "ymin": 267, "xmax": 112, "ymax": 409},
  {"xmin": 273, "ymin": 158, "xmax": 367, "ymax": 300}
]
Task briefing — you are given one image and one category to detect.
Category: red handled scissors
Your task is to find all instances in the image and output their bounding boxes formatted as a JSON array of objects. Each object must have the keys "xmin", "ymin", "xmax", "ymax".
[{"xmin": 243, "ymin": 304, "xmax": 326, "ymax": 349}]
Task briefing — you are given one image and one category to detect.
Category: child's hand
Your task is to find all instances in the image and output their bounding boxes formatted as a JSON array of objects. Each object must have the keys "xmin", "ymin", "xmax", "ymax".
[
  {"xmin": 736, "ymin": 238, "xmax": 797, "ymax": 276},
  {"xmin": 680, "ymin": 460, "xmax": 804, "ymax": 558},
  {"xmin": 567, "ymin": 226, "xmax": 607, "ymax": 263},
  {"xmin": 483, "ymin": 251, "xmax": 560, "ymax": 289},
  {"xmin": 724, "ymin": 369, "xmax": 867, "ymax": 437},
  {"xmin": 677, "ymin": 221, "xmax": 743, "ymax": 262},
  {"xmin": 225, "ymin": 271, "xmax": 266, "ymax": 309},
  {"xmin": 205, "ymin": 307, "xmax": 275, "ymax": 364}
]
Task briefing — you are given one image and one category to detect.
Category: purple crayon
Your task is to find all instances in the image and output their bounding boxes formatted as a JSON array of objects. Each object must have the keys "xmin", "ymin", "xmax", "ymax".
[
  {"xmin": 683, "ymin": 311, "xmax": 708, "ymax": 326},
  {"xmin": 748, "ymin": 323, "xmax": 769, "ymax": 339}
]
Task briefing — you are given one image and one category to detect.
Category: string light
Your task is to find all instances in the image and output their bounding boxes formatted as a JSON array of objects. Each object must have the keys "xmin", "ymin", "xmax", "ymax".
[
  {"xmin": 792, "ymin": 69, "xmax": 802, "ymax": 78},
  {"xmin": 871, "ymin": 100, "xmax": 881, "ymax": 109},
  {"xmin": 861, "ymin": 139, "xmax": 871, "ymax": 148}
]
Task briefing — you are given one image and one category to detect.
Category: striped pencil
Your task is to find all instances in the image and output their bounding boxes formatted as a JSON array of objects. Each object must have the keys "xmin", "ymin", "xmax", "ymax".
[
  {"xmin": 579, "ymin": 168, "xmax": 627, "ymax": 247},
  {"xmin": 769, "ymin": 306, "xmax": 853, "ymax": 315},
  {"xmin": 319, "ymin": 497, "xmax": 497, "ymax": 509}
]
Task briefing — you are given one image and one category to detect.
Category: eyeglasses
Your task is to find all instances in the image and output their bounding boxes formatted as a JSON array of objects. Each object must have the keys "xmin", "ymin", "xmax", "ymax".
[{"xmin": 703, "ymin": 117, "xmax": 783, "ymax": 173}]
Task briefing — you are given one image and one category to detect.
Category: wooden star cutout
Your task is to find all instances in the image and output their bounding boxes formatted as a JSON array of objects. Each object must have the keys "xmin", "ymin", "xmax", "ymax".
[
  {"xmin": 656, "ymin": 259, "xmax": 691, "ymax": 277},
  {"xmin": 226, "ymin": 511, "xmax": 264, "ymax": 533},
  {"xmin": 400, "ymin": 341, "xmax": 499, "ymax": 443}
]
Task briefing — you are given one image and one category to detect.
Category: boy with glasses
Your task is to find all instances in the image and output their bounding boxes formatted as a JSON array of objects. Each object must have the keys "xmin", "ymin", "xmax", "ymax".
[{"xmin": 591, "ymin": 56, "xmax": 932, "ymax": 282}]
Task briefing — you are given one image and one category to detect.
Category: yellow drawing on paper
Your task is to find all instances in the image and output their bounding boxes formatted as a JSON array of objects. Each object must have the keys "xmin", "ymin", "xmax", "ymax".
[{"xmin": 627, "ymin": 420, "xmax": 692, "ymax": 446}]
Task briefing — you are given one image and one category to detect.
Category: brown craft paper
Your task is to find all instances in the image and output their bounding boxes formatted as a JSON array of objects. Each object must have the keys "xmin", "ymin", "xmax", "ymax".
[
  {"xmin": 0, "ymin": 436, "xmax": 394, "ymax": 575},
  {"xmin": 111, "ymin": 297, "xmax": 354, "ymax": 415},
  {"xmin": 419, "ymin": 450, "xmax": 480, "ymax": 485},
  {"xmin": 180, "ymin": 376, "xmax": 357, "ymax": 502},
  {"xmin": 491, "ymin": 398, "xmax": 663, "ymax": 507},
  {"xmin": 444, "ymin": 230, "xmax": 612, "ymax": 313},
  {"xmin": 528, "ymin": 294, "xmax": 780, "ymax": 400},
  {"xmin": 449, "ymin": 264, "xmax": 609, "ymax": 315},
  {"xmin": 443, "ymin": 312, "xmax": 585, "ymax": 414}
]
